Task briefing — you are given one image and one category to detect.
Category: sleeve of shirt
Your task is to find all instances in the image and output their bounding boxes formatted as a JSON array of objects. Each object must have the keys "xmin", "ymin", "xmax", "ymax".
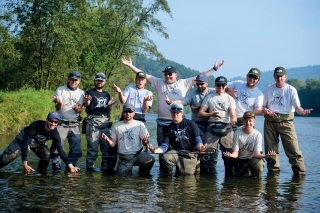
[
  {"xmin": 149, "ymin": 76, "xmax": 162, "ymax": 89},
  {"xmin": 290, "ymin": 86, "xmax": 301, "ymax": 108},
  {"xmin": 78, "ymin": 89, "xmax": 85, "ymax": 104},
  {"xmin": 122, "ymin": 85, "xmax": 131, "ymax": 97},
  {"xmin": 254, "ymin": 131, "xmax": 263, "ymax": 152},
  {"xmin": 159, "ymin": 138, "xmax": 169, "ymax": 153},
  {"xmin": 21, "ymin": 123, "xmax": 37, "ymax": 161},
  {"xmin": 232, "ymin": 130, "xmax": 240, "ymax": 151},
  {"xmin": 110, "ymin": 125, "xmax": 117, "ymax": 141},
  {"xmin": 255, "ymin": 92, "xmax": 264, "ymax": 107},
  {"xmin": 183, "ymin": 92, "xmax": 193, "ymax": 105},
  {"xmin": 229, "ymin": 94, "xmax": 236, "ymax": 108},
  {"xmin": 201, "ymin": 95, "xmax": 210, "ymax": 108},
  {"xmin": 139, "ymin": 122, "xmax": 149, "ymax": 138},
  {"xmin": 54, "ymin": 87, "xmax": 62, "ymax": 98},
  {"xmin": 184, "ymin": 77, "xmax": 196, "ymax": 90},
  {"xmin": 262, "ymin": 86, "xmax": 270, "ymax": 107}
]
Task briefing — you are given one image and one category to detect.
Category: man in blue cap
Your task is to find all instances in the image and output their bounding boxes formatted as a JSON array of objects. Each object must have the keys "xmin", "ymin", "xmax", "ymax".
[
  {"xmin": 0, "ymin": 112, "xmax": 80, "ymax": 174},
  {"xmin": 52, "ymin": 70, "xmax": 84, "ymax": 172}
]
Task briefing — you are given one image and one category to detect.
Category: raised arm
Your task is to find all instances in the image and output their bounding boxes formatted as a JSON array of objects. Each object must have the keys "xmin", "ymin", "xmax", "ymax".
[
  {"xmin": 121, "ymin": 57, "xmax": 152, "ymax": 82},
  {"xmin": 112, "ymin": 84, "xmax": 127, "ymax": 104},
  {"xmin": 202, "ymin": 60, "xmax": 225, "ymax": 77}
]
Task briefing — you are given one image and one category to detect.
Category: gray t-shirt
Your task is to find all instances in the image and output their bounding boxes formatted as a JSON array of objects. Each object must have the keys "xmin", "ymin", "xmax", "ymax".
[
  {"xmin": 111, "ymin": 120, "xmax": 148, "ymax": 154},
  {"xmin": 201, "ymin": 92, "xmax": 236, "ymax": 123},
  {"xmin": 123, "ymin": 84, "xmax": 153, "ymax": 114},
  {"xmin": 183, "ymin": 87, "xmax": 216, "ymax": 122},
  {"xmin": 232, "ymin": 128, "xmax": 262, "ymax": 159}
]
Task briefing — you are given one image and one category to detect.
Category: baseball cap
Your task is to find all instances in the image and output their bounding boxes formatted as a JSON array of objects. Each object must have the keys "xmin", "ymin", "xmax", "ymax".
[
  {"xmin": 274, "ymin": 66, "xmax": 286, "ymax": 76},
  {"xmin": 162, "ymin": 66, "xmax": 177, "ymax": 73},
  {"xmin": 247, "ymin": 68, "xmax": 261, "ymax": 78},
  {"xmin": 95, "ymin": 72, "xmax": 106, "ymax": 81},
  {"xmin": 69, "ymin": 71, "xmax": 81, "ymax": 80},
  {"xmin": 215, "ymin": 76, "xmax": 227, "ymax": 84},
  {"xmin": 170, "ymin": 103, "xmax": 184, "ymax": 112},
  {"xmin": 242, "ymin": 111, "xmax": 255, "ymax": 119},
  {"xmin": 136, "ymin": 72, "xmax": 146, "ymax": 78},
  {"xmin": 47, "ymin": 111, "xmax": 61, "ymax": 120},
  {"xmin": 195, "ymin": 74, "xmax": 208, "ymax": 82},
  {"xmin": 123, "ymin": 104, "xmax": 135, "ymax": 112}
]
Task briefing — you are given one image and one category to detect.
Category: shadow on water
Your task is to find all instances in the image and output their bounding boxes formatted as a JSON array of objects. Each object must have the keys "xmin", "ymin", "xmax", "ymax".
[{"xmin": 0, "ymin": 115, "xmax": 320, "ymax": 212}]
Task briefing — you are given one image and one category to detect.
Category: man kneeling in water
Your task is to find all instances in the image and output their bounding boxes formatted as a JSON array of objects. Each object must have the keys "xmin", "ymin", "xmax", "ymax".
[{"xmin": 0, "ymin": 111, "xmax": 80, "ymax": 174}]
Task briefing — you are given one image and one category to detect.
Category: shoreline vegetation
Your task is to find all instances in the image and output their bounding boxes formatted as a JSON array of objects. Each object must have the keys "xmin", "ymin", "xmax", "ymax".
[{"xmin": 1, "ymin": 87, "xmax": 319, "ymax": 135}]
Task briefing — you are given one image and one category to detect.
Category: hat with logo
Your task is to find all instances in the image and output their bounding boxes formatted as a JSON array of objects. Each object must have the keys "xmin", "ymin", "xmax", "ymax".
[
  {"xmin": 242, "ymin": 111, "xmax": 255, "ymax": 119},
  {"xmin": 123, "ymin": 104, "xmax": 135, "ymax": 112},
  {"xmin": 215, "ymin": 76, "xmax": 227, "ymax": 84},
  {"xmin": 248, "ymin": 68, "xmax": 261, "ymax": 78},
  {"xmin": 47, "ymin": 111, "xmax": 61, "ymax": 120},
  {"xmin": 170, "ymin": 102, "xmax": 184, "ymax": 112},
  {"xmin": 136, "ymin": 72, "xmax": 146, "ymax": 79},
  {"xmin": 162, "ymin": 66, "xmax": 177, "ymax": 73},
  {"xmin": 95, "ymin": 72, "xmax": 106, "ymax": 81},
  {"xmin": 69, "ymin": 70, "xmax": 81, "ymax": 80},
  {"xmin": 195, "ymin": 74, "xmax": 208, "ymax": 82},
  {"xmin": 274, "ymin": 66, "xmax": 286, "ymax": 76}
]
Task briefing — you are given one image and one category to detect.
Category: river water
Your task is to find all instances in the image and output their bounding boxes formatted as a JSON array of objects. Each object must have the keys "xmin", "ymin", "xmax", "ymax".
[{"xmin": 0, "ymin": 115, "xmax": 319, "ymax": 212}]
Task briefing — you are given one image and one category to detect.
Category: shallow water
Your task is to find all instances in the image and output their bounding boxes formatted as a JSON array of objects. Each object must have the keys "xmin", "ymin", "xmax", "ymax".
[{"xmin": 0, "ymin": 115, "xmax": 319, "ymax": 212}]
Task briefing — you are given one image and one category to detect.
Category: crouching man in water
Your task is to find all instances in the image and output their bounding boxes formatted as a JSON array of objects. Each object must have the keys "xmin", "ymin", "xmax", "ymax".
[
  {"xmin": 102, "ymin": 104, "xmax": 155, "ymax": 176},
  {"xmin": 223, "ymin": 111, "xmax": 276, "ymax": 178},
  {"xmin": 0, "ymin": 112, "xmax": 80, "ymax": 174},
  {"xmin": 148, "ymin": 103, "xmax": 207, "ymax": 176}
]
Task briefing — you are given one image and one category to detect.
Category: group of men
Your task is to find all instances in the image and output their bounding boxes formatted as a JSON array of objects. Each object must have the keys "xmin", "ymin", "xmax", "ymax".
[{"xmin": 0, "ymin": 58, "xmax": 312, "ymax": 177}]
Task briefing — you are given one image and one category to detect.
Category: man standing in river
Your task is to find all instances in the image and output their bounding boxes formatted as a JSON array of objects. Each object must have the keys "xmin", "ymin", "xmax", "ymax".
[{"xmin": 262, "ymin": 66, "xmax": 312, "ymax": 176}]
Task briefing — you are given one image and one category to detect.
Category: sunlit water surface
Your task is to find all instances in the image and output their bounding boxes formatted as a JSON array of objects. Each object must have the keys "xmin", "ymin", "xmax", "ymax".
[{"xmin": 0, "ymin": 115, "xmax": 319, "ymax": 212}]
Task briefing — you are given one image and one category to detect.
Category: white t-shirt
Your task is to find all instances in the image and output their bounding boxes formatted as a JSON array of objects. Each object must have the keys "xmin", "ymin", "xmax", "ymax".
[
  {"xmin": 263, "ymin": 83, "xmax": 300, "ymax": 114},
  {"xmin": 227, "ymin": 80, "xmax": 263, "ymax": 117},
  {"xmin": 201, "ymin": 92, "xmax": 236, "ymax": 123},
  {"xmin": 149, "ymin": 76, "xmax": 194, "ymax": 120},
  {"xmin": 233, "ymin": 128, "xmax": 262, "ymax": 159},
  {"xmin": 111, "ymin": 120, "xmax": 148, "ymax": 154},
  {"xmin": 123, "ymin": 84, "xmax": 153, "ymax": 114},
  {"xmin": 54, "ymin": 85, "xmax": 84, "ymax": 120}
]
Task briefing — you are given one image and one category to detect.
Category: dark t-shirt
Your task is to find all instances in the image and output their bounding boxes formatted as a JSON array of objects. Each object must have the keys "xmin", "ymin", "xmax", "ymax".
[
  {"xmin": 163, "ymin": 118, "xmax": 200, "ymax": 151},
  {"xmin": 85, "ymin": 88, "xmax": 111, "ymax": 116},
  {"xmin": 22, "ymin": 120, "xmax": 70, "ymax": 164}
]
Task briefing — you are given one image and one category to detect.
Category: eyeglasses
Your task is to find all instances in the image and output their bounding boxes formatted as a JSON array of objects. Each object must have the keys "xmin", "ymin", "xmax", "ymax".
[
  {"xmin": 48, "ymin": 119, "xmax": 59, "ymax": 124},
  {"xmin": 196, "ymin": 83, "xmax": 205, "ymax": 86},
  {"xmin": 123, "ymin": 110, "xmax": 134, "ymax": 113},
  {"xmin": 164, "ymin": 73, "xmax": 173, "ymax": 76},
  {"xmin": 248, "ymin": 74, "xmax": 259, "ymax": 80},
  {"xmin": 171, "ymin": 111, "xmax": 182, "ymax": 114},
  {"xmin": 215, "ymin": 84, "xmax": 226, "ymax": 87}
]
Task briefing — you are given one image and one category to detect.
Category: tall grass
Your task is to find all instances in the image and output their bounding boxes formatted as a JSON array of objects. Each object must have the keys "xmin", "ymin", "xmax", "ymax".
[
  {"xmin": 0, "ymin": 87, "xmax": 54, "ymax": 134},
  {"xmin": 0, "ymin": 87, "xmax": 123, "ymax": 135}
]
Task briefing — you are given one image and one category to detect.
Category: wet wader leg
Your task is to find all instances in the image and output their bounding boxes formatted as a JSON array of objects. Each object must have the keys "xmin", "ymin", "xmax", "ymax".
[
  {"xmin": 264, "ymin": 119, "xmax": 280, "ymax": 172},
  {"xmin": 31, "ymin": 145, "xmax": 50, "ymax": 172},
  {"xmin": 0, "ymin": 141, "xmax": 21, "ymax": 169}
]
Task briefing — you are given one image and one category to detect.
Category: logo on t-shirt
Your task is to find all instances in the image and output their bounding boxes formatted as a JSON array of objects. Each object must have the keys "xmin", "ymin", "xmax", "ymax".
[
  {"xmin": 94, "ymin": 96, "xmax": 108, "ymax": 108},
  {"xmin": 271, "ymin": 94, "xmax": 284, "ymax": 107},
  {"xmin": 173, "ymin": 127, "xmax": 189, "ymax": 142},
  {"xmin": 239, "ymin": 92, "xmax": 249, "ymax": 106}
]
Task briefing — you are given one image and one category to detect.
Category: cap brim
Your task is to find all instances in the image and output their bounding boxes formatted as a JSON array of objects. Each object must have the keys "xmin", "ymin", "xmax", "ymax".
[{"xmin": 95, "ymin": 78, "xmax": 105, "ymax": 81}]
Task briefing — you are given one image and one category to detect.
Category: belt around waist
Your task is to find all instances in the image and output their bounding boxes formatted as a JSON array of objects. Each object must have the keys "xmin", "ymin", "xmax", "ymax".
[
  {"xmin": 88, "ymin": 114, "xmax": 109, "ymax": 118},
  {"xmin": 209, "ymin": 122, "xmax": 228, "ymax": 125},
  {"xmin": 60, "ymin": 120, "xmax": 79, "ymax": 124}
]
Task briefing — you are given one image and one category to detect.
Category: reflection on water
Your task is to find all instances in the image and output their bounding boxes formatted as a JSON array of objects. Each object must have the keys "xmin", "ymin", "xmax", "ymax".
[{"xmin": 0, "ymin": 115, "xmax": 320, "ymax": 212}]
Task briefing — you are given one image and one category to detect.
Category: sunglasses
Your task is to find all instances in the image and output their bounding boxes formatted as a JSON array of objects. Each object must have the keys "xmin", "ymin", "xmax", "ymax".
[
  {"xmin": 170, "ymin": 106, "xmax": 183, "ymax": 112},
  {"xmin": 196, "ymin": 83, "xmax": 205, "ymax": 86},
  {"xmin": 123, "ymin": 110, "xmax": 134, "ymax": 114},
  {"xmin": 48, "ymin": 119, "xmax": 59, "ymax": 124},
  {"xmin": 215, "ymin": 83, "xmax": 226, "ymax": 87},
  {"xmin": 248, "ymin": 74, "xmax": 259, "ymax": 80},
  {"xmin": 164, "ymin": 73, "xmax": 173, "ymax": 76}
]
